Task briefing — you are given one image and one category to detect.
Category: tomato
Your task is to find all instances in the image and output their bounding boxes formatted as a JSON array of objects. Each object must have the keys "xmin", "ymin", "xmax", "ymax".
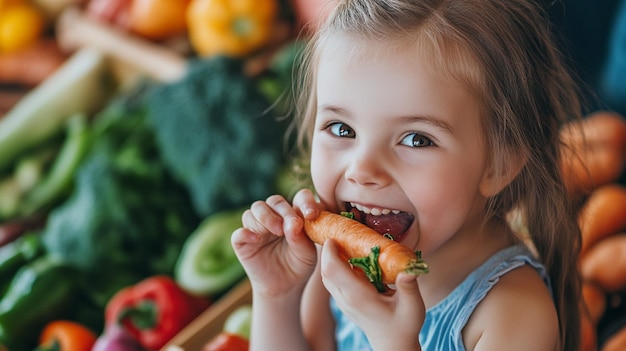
[
  {"xmin": 128, "ymin": 0, "xmax": 190, "ymax": 40},
  {"xmin": 0, "ymin": 2, "xmax": 45, "ymax": 53},
  {"xmin": 202, "ymin": 332, "xmax": 249, "ymax": 351}
]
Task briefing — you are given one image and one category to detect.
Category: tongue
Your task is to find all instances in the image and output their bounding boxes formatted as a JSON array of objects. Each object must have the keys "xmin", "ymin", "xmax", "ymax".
[{"xmin": 349, "ymin": 208, "xmax": 414, "ymax": 239}]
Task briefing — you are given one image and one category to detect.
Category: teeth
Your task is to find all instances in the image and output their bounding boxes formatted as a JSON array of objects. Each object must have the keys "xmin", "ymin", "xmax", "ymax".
[{"xmin": 350, "ymin": 202, "xmax": 400, "ymax": 216}]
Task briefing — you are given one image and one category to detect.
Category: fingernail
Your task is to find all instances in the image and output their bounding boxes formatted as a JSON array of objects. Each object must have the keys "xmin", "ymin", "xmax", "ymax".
[{"xmin": 303, "ymin": 207, "xmax": 317, "ymax": 218}]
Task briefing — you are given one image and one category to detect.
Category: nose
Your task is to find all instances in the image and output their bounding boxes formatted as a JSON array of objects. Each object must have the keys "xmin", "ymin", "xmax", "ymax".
[{"xmin": 344, "ymin": 151, "xmax": 391, "ymax": 187}]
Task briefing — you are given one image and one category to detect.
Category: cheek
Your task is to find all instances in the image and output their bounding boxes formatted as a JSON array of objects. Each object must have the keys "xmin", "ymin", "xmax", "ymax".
[
  {"xmin": 310, "ymin": 144, "xmax": 339, "ymax": 208},
  {"xmin": 406, "ymin": 174, "xmax": 484, "ymax": 248}
]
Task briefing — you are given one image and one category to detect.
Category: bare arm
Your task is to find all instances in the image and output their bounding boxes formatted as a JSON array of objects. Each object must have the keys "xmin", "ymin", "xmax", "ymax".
[
  {"xmin": 232, "ymin": 189, "xmax": 324, "ymax": 351},
  {"xmin": 302, "ymin": 251, "xmax": 337, "ymax": 351},
  {"xmin": 464, "ymin": 265, "xmax": 559, "ymax": 351},
  {"xmin": 251, "ymin": 286, "xmax": 312, "ymax": 351}
]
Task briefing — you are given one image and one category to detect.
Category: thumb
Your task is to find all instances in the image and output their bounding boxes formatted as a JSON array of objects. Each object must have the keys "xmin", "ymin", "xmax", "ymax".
[
  {"xmin": 396, "ymin": 272, "xmax": 421, "ymax": 294},
  {"xmin": 395, "ymin": 272, "xmax": 425, "ymax": 317}
]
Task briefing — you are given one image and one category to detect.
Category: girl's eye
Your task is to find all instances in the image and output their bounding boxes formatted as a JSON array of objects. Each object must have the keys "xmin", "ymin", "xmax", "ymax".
[
  {"xmin": 401, "ymin": 133, "xmax": 434, "ymax": 147},
  {"xmin": 329, "ymin": 122, "xmax": 356, "ymax": 138}
]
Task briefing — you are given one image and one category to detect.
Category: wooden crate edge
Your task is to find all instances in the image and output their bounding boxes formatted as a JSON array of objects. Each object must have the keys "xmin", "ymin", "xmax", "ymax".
[{"xmin": 162, "ymin": 278, "xmax": 252, "ymax": 351}]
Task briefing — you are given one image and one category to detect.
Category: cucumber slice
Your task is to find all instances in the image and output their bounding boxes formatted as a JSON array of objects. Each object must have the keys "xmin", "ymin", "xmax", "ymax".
[
  {"xmin": 175, "ymin": 207, "xmax": 247, "ymax": 295},
  {"xmin": 223, "ymin": 304, "xmax": 252, "ymax": 339}
]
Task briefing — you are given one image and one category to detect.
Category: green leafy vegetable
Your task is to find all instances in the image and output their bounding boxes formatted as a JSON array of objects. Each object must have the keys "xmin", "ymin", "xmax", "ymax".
[
  {"xmin": 145, "ymin": 56, "xmax": 290, "ymax": 217},
  {"xmin": 41, "ymin": 87, "xmax": 200, "ymax": 305}
]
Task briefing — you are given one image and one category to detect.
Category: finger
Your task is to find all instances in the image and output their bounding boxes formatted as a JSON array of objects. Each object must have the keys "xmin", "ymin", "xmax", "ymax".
[
  {"xmin": 292, "ymin": 189, "xmax": 322, "ymax": 219},
  {"xmin": 243, "ymin": 206, "xmax": 282, "ymax": 236},
  {"xmin": 248, "ymin": 195, "xmax": 294, "ymax": 235},
  {"xmin": 265, "ymin": 194, "xmax": 305, "ymax": 237},
  {"xmin": 321, "ymin": 239, "xmax": 375, "ymax": 301},
  {"xmin": 257, "ymin": 195, "xmax": 315, "ymax": 257},
  {"xmin": 231, "ymin": 227, "xmax": 262, "ymax": 260},
  {"xmin": 231, "ymin": 227, "xmax": 260, "ymax": 247}
]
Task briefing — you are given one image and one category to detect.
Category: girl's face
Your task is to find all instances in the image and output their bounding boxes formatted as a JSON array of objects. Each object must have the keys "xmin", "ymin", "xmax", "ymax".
[{"xmin": 310, "ymin": 38, "xmax": 491, "ymax": 255}]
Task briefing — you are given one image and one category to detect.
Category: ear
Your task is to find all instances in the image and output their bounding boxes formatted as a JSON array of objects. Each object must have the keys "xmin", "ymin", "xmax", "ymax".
[{"xmin": 479, "ymin": 151, "xmax": 527, "ymax": 197}]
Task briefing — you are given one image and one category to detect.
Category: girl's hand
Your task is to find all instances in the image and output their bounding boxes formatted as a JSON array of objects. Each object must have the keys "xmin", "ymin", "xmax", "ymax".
[
  {"xmin": 321, "ymin": 239, "xmax": 424, "ymax": 351},
  {"xmin": 231, "ymin": 189, "xmax": 320, "ymax": 297}
]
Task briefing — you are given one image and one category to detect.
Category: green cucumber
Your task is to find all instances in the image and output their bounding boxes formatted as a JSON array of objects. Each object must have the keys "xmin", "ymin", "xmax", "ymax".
[
  {"xmin": 19, "ymin": 114, "xmax": 91, "ymax": 217},
  {"xmin": 0, "ymin": 47, "xmax": 113, "ymax": 171},
  {"xmin": 175, "ymin": 207, "xmax": 247, "ymax": 296}
]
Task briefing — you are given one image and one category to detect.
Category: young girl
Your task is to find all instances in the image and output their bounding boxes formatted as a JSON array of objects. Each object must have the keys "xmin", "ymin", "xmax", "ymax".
[{"xmin": 232, "ymin": 0, "xmax": 583, "ymax": 350}]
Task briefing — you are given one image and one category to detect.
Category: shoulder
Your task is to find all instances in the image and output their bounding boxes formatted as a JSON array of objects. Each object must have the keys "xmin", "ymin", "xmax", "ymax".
[{"xmin": 463, "ymin": 264, "xmax": 559, "ymax": 351}]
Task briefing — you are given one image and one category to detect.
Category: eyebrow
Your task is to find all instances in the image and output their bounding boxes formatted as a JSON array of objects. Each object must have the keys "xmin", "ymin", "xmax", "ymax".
[
  {"xmin": 319, "ymin": 104, "xmax": 455, "ymax": 135},
  {"xmin": 318, "ymin": 104, "xmax": 349, "ymax": 116},
  {"xmin": 397, "ymin": 115, "xmax": 455, "ymax": 135}
]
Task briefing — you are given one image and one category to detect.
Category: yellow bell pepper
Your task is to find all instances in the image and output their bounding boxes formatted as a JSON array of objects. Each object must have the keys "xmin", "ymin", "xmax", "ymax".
[
  {"xmin": 187, "ymin": 0, "xmax": 279, "ymax": 58},
  {"xmin": 0, "ymin": 1, "xmax": 45, "ymax": 53},
  {"xmin": 0, "ymin": 0, "xmax": 24, "ymax": 12}
]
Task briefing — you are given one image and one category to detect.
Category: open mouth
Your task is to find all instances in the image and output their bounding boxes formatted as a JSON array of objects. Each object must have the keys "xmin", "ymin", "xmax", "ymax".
[{"xmin": 344, "ymin": 202, "xmax": 414, "ymax": 242}]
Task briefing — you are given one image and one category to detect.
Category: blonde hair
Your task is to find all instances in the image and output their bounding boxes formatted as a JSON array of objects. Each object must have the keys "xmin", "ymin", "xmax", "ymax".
[{"xmin": 291, "ymin": 0, "xmax": 583, "ymax": 350}]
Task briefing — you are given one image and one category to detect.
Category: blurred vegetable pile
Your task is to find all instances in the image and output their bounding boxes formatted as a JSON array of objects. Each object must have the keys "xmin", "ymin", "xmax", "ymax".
[{"xmin": 84, "ymin": 0, "xmax": 291, "ymax": 58}]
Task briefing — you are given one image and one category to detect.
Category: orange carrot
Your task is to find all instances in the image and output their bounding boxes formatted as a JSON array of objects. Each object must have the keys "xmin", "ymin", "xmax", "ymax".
[
  {"xmin": 304, "ymin": 211, "xmax": 428, "ymax": 290},
  {"xmin": 0, "ymin": 39, "xmax": 67, "ymax": 87},
  {"xmin": 581, "ymin": 281, "xmax": 606, "ymax": 325},
  {"xmin": 560, "ymin": 111, "xmax": 626, "ymax": 197},
  {"xmin": 580, "ymin": 310, "xmax": 597, "ymax": 351},
  {"xmin": 602, "ymin": 325, "xmax": 626, "ymax": 351},
  {"xmin": 579, "ymin": 184, "xmax": 626, "ymax": 254},
  {"xmin": 580, "ymin": 233, "xmax": 626, "ymax": 293}
]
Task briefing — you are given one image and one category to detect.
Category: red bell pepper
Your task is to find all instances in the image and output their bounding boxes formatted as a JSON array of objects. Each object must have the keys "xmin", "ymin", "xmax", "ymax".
[{"xmin": 105, "ymin": 275, "xmax": 210, "ymax": 350}]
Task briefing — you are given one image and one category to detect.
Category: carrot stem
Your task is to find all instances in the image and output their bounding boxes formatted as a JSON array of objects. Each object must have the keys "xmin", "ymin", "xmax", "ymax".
[
  {"xmin": 349, "ymin": 246, "xmax": 386, "ymax": 292},
  {"xmin": 349, "ymin": 247, "xmax": 430, "ymax": 292},
  {"xmin": 406, "ymin": 252, "xmax": 429, "ymax": 275}
]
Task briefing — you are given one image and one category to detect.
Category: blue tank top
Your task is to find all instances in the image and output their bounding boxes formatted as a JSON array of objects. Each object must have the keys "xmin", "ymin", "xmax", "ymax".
[{"xmin": 330, "ymin": 245, "xmax": 551, "ymax": 351}]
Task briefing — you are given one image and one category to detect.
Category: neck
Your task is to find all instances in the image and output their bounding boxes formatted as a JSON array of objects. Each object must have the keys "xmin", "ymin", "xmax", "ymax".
[{"xmin": 418, "ymin": 217, "xmax": 517, "ymax": 309}]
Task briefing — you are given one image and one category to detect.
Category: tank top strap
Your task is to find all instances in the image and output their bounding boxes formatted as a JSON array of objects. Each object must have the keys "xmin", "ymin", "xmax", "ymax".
[{"xmin": 420, "ymin": 244, "xmax": 550, "ymax": 350}]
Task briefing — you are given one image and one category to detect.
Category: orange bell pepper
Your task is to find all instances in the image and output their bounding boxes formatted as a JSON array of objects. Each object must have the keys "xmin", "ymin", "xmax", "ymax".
[
  {"xmin": 186, "ymin": 0, "xmax": 279, "ymax": 58},
  {"xmin": 128, "ymin": 0, "xmax": 190, "ymax": 40},
  {"xmin": 37, "ymin": 320, "xmax": 97, "ymax": 351}
]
